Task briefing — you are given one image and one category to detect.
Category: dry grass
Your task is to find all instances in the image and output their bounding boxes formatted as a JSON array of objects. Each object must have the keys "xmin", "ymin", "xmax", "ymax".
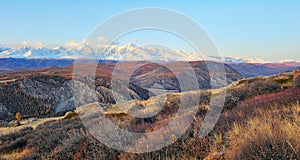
[
  {"xmin": 209, "ymin": 103, "xmax": 300, "ymax": 160},
  {"xmin": 0, "ymin": 148, "xmax": 33, "ymax": 160},
  {"xmin": 0, "ymin": 116, "xmax": 63, "ymax": 136}
]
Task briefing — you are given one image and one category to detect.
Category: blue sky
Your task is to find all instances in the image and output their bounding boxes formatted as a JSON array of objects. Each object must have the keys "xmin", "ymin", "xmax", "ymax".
[{"xmin": 1, "ymin": 0, "xmax": 300, "ymax": 61}]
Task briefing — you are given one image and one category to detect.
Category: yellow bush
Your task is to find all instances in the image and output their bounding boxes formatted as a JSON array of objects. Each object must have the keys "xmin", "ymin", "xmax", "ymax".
[{"xmin": 15, "ymin": 112, "xmax": 21, "ymax": 122}]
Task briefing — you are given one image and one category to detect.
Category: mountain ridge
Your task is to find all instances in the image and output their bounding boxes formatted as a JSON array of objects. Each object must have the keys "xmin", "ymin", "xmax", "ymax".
[{"xmin": 1, "ymin": 43, "xmax": 299, "ymax": 64}]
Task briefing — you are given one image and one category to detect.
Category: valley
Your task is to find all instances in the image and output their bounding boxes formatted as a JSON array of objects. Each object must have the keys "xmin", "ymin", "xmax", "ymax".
[{"xmin": 0, "ymin": 59, "xmax": 299, "ymax": 159}]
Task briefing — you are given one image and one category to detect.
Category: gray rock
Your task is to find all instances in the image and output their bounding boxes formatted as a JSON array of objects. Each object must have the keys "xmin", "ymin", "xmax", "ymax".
[
  {"xmin": 0, "ymin": 104, "xmax": 12, "ymax": 119},
  {"xmin": 0, "ymin": 120, "xmax": 8, "ymax": 127},
  {"xmin": 55, "ymin": 97, "xmax": 76, "ymax": 114}
]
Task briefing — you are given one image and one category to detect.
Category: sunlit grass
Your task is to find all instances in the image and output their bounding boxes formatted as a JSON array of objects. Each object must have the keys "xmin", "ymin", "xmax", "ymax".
[
  {"xmin": 0, "ymin": 148, "xmax": 33, "ymax": 160},
  {"xmin": 210, "ymin": 103, "xmax": 300, "ymax": 159},
  {"xmin": 0, "ymin": 116, "xmax": 63, "ymax": 136}
]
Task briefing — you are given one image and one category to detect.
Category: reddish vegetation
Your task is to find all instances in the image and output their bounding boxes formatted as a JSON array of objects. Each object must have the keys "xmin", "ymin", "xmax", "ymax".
[
  {"xmin": 216, "ymin": 84, "xmax": 300, "ymax": 133},
  {"xmin": 239, "ymin": 88, "xmax": 300, "ymax": 110},
  {"xmin": 0, "ymin": 60, "xmax": 241, "ymax": 84},
  {"xmin": 293, "ymin": 70, "xmax": 300, "ymax": 80}
]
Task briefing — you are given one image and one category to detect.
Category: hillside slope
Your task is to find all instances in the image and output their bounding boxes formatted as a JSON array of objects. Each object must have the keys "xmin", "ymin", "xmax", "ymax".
[
  {"xmin": 0, "ymin": 60, "xmax": 242, "ymax": 121},
  {"xmin": 0, "ymin": 70, "xmax": 299, "ymax": 159}
]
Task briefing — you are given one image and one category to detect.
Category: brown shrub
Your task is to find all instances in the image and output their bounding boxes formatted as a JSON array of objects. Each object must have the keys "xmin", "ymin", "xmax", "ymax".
[{"xmin": 294, "ymin": 73, "xmax": 300, "ymax": 87}]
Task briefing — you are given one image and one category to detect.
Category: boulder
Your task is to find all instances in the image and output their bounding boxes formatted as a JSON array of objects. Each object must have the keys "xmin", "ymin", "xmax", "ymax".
[
  {"xmin": 0, "ymin": 120, "xmax": 8, "ymax": 127},
  {"xmin": 0, "ymin": 104, "xmax": 12, "ymax": 120}
]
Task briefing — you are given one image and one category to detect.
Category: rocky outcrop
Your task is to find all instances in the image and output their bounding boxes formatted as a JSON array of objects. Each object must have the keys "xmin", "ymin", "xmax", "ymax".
[
  {"xmin": 0, "ymin": 104, "xmax": 12, "ymax": 120},
  {"xmin": 15, "ymin": 76, "xmax": 151, "ymax": 115}
]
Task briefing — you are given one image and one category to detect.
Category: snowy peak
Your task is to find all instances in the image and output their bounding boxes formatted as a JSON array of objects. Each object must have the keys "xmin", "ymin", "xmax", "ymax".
[
  {"xmin": 279, "ymin": 59, "xmax": 300, "ymax": 63},
  {"xmin": 209, "ymin": 56, "xmax": 272, "ymax": 64}
]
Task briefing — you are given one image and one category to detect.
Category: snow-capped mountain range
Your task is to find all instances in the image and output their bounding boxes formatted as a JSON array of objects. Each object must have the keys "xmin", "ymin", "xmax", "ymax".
[
  {"xmin": 0, "ymin": 42, "xmax": 299, "ymax": 64},
  {"xmin": 0, "ymin": 43, "xmax": 205, "ymax": 61}
]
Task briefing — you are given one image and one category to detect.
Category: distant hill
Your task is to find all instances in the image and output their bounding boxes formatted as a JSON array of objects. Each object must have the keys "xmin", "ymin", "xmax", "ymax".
[
  {"xmin": 1, "ymin": 58, "xmax": 299, "ymax": 78},
  {"xmin": 0, "ymin": 58, "xmax": 73, "ymax": 72},
  {"xmin": 229, "ymin": 63, "xmax": 300, "ymax": 77}
]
